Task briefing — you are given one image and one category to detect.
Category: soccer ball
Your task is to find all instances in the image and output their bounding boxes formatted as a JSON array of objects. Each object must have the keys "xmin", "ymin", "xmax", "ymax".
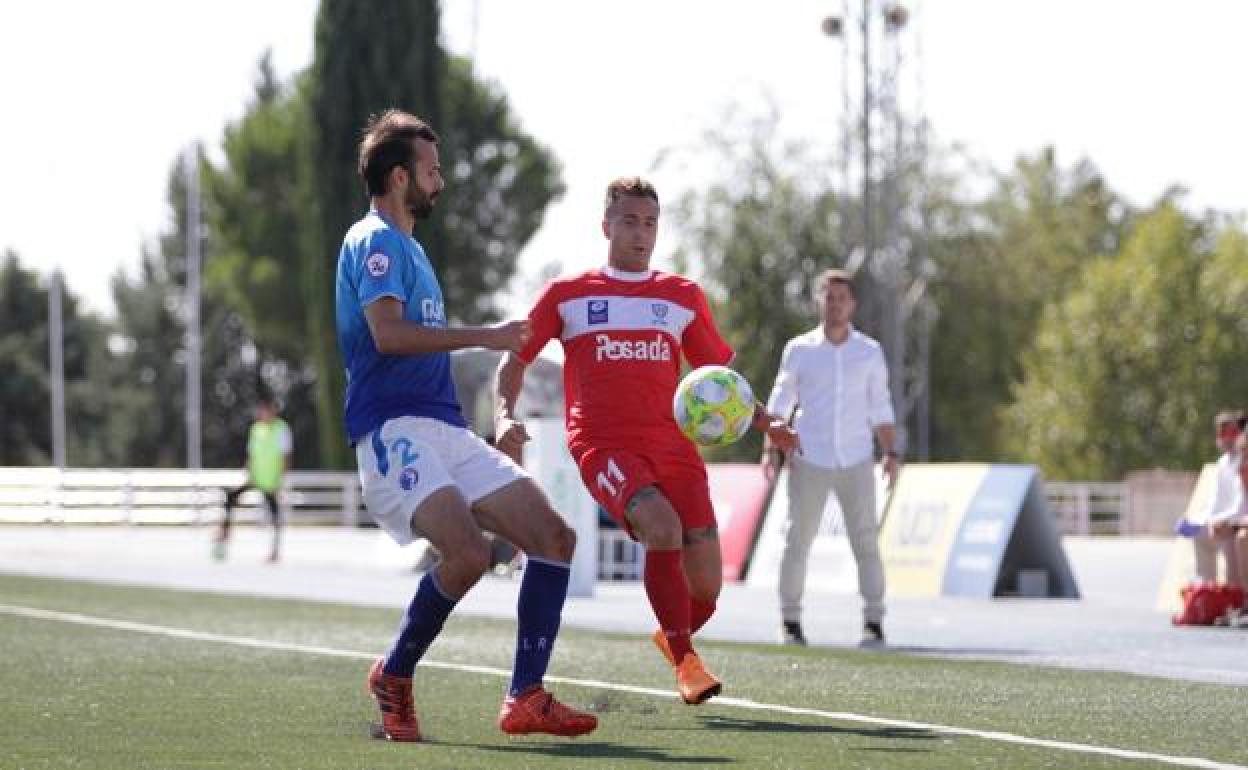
[{"xmin": 673, "ymin": 365, "xmax": 755, "ymax": 447}]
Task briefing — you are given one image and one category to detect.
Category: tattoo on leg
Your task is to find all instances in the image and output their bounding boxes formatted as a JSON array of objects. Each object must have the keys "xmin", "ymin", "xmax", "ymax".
[
  {"xmin": 683, "ymin": 526, "xmax": 719, "ymax": 546},
  {"xmin": 625, "ymin": 486, "xmax": 661, "ymax": 515}
]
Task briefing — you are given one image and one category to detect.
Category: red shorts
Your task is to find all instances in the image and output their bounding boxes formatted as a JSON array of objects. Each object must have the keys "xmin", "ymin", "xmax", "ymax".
[{"xmin": 571, "ymin": 443, "xmax": 716, "ymax": 537}]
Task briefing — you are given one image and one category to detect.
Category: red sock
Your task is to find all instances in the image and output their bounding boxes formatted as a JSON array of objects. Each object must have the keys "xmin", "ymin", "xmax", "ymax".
[
  {"xmin": 691, "ymin": 597, "xmax": 717, "ymax": 634},
  {"xmin": 644, "ymin": 549, "xmax": 693, "ymax": 663}
]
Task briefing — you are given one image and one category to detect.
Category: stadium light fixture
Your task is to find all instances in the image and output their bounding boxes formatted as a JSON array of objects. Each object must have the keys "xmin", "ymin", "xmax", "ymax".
[{"xmin": 885, "ymin": 5, "xmax": 909, "ymax": 30}]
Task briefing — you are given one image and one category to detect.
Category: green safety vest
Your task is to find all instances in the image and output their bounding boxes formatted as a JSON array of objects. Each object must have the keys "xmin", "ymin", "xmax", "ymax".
[{"xmin": 248, "ymin": 418, "xmax": 291, "ymax": 493}]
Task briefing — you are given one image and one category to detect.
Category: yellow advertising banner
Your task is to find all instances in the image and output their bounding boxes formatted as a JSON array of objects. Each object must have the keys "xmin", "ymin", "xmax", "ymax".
[
  {"xmin": 878, "ymin": 464, "xmax": 988, "ymax": 597},
  {"xmin": 879, "ymin": 464, "xmax": 1078, "ymax": 599}
]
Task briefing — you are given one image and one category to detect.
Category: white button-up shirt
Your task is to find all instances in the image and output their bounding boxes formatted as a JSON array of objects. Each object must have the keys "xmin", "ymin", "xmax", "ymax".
[
  {"xmin": 1201, "ymin": 451, "xmax": 1245, "ymax": 525},
  {"xmin": 766, "ymin": 325, "xmax": 895, "ymax": 469}
]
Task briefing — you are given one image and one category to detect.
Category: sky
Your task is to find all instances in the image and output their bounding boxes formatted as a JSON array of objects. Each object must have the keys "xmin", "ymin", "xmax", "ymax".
[{"xmin": 1, "ymin": 0, "xmax": 1245, "ymax": 319}]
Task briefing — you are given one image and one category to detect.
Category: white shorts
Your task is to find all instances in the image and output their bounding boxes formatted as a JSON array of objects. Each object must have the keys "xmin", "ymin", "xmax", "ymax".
[{"xmin": 355, "ymin": 416, "xmax": 528, "ymax": 546}]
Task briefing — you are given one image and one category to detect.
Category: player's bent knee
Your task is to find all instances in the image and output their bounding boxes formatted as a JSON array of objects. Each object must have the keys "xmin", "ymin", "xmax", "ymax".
[
  {"xmin": 439, "ymin": 537, "xmax": 491, "ymax": 592},
  {"xmin": 553, "ymin": 522, "xmax": 577, "ymax": 562},
  {"xmin": 530, "ymin": 517, "xmax": 576, "ymax": 562},
  {"xmin": 631, "ymin": 512, "xmax": 682, "ymax": 550}
]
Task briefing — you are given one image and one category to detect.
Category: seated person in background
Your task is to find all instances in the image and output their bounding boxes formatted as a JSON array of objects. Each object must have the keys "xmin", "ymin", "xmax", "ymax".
[
  {"xmin": 1176, "ymin": 410, "xmax": 1245, "ymax": 586},
  {"xmin": 1230, "ymin": 433, "xmax": 1248, "ymax": 596}
]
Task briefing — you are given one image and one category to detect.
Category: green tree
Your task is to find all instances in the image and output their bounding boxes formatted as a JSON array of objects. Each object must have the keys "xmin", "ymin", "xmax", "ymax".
[
  {"xmin": 107, "ymin": 154, "xmax": 272, "ymax": 468},
  {"xmin": 0, "ymin": 252, "xmax": 55, "ymax": 464},
  {"xmin": 437, "ymin": 55, "xmax": 564, "ymax": 323},
  {"xmin": 926, "ymin": 148, "xmax": 1128, "ymax": 460},
  {"xmin": 1201, "ymin": 220, "xmax": 1248, "ymax": 414},
  {"xmin": 301, "ymin": 0, "xmax": 444, "ymax": 468},
  {"xmin": 300, "ymin": 0, "xmax": 562, "ymax": 467},
  {"xmin": 0, "ymin": 252, "xmax": 113, "ymax": 466},
  {"xmin": 202, "ymin": 55, "xmax": 321, "ymax": 469},
  {"xmin": 205, "ymin": 54, "xmax": 309, "ymax": 357},
  {"xmin": 668, "ymin": 117, "xmax": 840, "ymax": 460},
  {"xmin": 1002, "ymin": 204, "xmax": 1248, "ymax": 479}
]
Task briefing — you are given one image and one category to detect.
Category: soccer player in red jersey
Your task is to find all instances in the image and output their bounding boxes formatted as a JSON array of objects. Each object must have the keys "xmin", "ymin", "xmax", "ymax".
[{"xmin": 494, "ymin": 176, "xmax": 800, "ymax": 704}]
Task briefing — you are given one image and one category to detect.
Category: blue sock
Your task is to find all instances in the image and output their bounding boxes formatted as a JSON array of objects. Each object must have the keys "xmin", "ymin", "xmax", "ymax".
[
  {"xmin": 509, "ymin": 557, "xmax": 570, "ymax": 696},
  {"xmin": 383, "ymin": 571, "xmax": 457, "ymax": 677}
]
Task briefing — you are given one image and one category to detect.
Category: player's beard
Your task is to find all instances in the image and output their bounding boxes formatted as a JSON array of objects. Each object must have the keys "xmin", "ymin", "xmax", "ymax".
[{"xmin": 406, "ymin": 178, "xmax": 436, "ymax": 221}]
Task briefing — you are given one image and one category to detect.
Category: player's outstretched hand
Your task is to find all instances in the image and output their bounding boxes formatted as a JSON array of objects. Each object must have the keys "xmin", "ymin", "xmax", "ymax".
[
  {"xmin": 489, "ymin": 320, "xmax": 532, "ymax": 354},
  {"xmin": 765, "ymin": 421, "xmax": 801, "ymax": 455},
  {"xmin": 495, "ymin": 416, "xmax": 531, "ymax": 464}
]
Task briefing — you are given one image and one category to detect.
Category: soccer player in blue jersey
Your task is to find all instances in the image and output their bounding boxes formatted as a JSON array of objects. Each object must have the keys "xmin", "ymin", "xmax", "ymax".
[{"xmin": 336, "ymin": 109, "xmax": 597, "ymax": 742}]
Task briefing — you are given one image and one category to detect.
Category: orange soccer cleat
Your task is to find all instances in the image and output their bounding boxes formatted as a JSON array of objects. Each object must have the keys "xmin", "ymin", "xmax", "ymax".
[
  {"xmin": 498, "ymin": 687, "xmax": 598, "ymax": 737},
  {"xmin": 367, "ymin": 657, "xmax": 422, "ymax": 742},
  {"xmin": 652, "ymin": 629, "xmax": 676, "ymax": 666},
  {"xmin": 675, "ymin": 652, "xmax": 722, "ymax": 705}
]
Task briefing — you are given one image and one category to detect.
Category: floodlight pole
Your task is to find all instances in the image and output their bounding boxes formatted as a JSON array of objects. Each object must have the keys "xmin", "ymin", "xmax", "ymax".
[
  {"xmin": 826, "ymin": 2, "xmax": 928, "ymax": 458},
  {"xmin": 185, "ymin": 149, "xmax": 202, "ymax": 472},
  {"xmin": 48, "ymin": 269, "xmax": 66, "ymax": 469},
  {"xmin": 861, "ymin": 0, "xmax": 873, "ymax": 287}
]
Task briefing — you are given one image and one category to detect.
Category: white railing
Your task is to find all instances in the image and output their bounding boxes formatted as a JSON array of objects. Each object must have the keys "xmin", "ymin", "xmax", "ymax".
[
  {"xmin": 0, "ymin": 467, "xmax": 1133, "ymax": 554},
  {"xmin": 0, "ymin": 467, "xmax": 363, "ymax": 527},
  {"xmin": 1044, "ymin": 481, "xmax": 1128, "ymax": 535}
]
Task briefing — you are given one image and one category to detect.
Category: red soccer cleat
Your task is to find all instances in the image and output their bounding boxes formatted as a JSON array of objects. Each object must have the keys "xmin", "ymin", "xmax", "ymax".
[
  {"xmin": 367, "ymin": 657, "xmax": 422, "ymax": 742},
  {"xmin": 498, "ymin": 687, "xmax": 598, "ymax": 737}
]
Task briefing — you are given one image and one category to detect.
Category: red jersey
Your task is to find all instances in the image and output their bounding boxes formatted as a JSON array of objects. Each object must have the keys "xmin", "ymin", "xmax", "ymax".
[{"xmin": 518, "ymin": 268, "xmax": 734, "ymax": 451}]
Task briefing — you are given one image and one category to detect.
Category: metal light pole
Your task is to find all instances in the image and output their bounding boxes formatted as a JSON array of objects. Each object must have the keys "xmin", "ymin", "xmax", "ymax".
[
  {"xmin": 822, "ymin": 8, "xmax": 852, "ymax": 262},
  {"xmin": 822, "ymin": 2, "xmax": 929, "ymax": 458},
  {"xmin": 185, "ymin": 149, "xmax": 202, "ymax": 472}
]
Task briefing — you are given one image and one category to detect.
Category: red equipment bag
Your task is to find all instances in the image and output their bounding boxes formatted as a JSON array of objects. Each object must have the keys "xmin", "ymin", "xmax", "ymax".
[{"xmin": 1172, "ymin": 582, "xmax": 1245, "ymax": 625}]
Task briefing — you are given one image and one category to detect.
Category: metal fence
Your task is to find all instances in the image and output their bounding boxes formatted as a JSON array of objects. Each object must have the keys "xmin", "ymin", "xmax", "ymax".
[
  {"xmin": 0, "ymin": 467, "xmax": 1173, "ymax": 538},
  {"xmin": 0, "ymin": 467, "xmax": 362, "ymax": 526},
  {"xmin": 1043, "ymin": 481, "xmax": 1128, "ymax": 535}
]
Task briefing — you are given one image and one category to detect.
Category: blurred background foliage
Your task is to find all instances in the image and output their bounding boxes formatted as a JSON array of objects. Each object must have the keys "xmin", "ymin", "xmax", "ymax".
[{"xmin": 3, "ymin": 0, "xmax": 1245, "ymax": 480}]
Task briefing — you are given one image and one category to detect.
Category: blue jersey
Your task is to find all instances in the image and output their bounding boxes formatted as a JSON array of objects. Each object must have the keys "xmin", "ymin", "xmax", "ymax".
[{"xmin": 335, "ymin": 209, "xmax": 466, "ymax": 444}]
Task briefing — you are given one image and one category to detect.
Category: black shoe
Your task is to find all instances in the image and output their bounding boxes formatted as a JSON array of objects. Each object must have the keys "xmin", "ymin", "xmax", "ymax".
[
  {"xmin": 861, "ymin": 622, "xmax": 885, "ymax": 646},
  {"xmin": 780, "ymin": 621, "xmax": 807, "ymax": 646}
]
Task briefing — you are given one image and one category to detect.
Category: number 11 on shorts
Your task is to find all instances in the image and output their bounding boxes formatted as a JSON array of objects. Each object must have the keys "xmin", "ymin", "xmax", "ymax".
[{"xmin": 596, "ymin": 457, "xmax": 626, "ymax": 498}]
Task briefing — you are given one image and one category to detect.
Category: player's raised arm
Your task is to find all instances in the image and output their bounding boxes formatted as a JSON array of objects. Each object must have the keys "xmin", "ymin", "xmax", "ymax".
[
  {"xmin": 364, "ymin": 297, "xmax": 531, "ymax": 355},
  {"xmin": 493, "ymin": 353, "xmax": 532, "ymax": 464}
]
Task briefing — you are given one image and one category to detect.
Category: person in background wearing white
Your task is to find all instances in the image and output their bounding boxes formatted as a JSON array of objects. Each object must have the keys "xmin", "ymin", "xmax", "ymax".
[
  {"xmin": 1227, "ymin": 431, "xmax": 1248, "ymax": 598},
  {"xmin": 1176, "ymin": 410, "xmax": 1244, "ymax": 587},
  {"xmin": 762, "ymin": 268, "xmax": 899, "ymax": 647}
]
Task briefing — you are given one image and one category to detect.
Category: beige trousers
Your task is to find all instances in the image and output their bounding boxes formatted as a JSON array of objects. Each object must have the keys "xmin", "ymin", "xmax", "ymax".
[{"xmin": 779, "ymin": 456, "xmax": 886, "ymax": 624}]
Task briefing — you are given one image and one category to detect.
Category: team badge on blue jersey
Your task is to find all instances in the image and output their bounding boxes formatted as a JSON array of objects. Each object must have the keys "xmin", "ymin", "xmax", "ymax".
[
  {"xmin": 399, "ymin": 466, "xmax": 420, "ymax": 491},
  {"xmin": 365, "ymin": 252, "xmax": 390, "ymax": 277},
  {"xmin": 588, "ymin": 299, "xmax": 609, "ymax": 324}
]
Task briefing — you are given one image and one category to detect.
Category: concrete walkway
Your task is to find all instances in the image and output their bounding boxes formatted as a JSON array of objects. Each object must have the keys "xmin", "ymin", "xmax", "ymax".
[{"xmin": 1, "ymin": 525, "xmax": 1244, "ymax": 687}]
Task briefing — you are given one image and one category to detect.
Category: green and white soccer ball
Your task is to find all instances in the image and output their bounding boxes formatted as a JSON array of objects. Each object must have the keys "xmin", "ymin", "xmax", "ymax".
[{"xmin": 673, "ymin": 365, "xmax": 755, "ymax": 447}]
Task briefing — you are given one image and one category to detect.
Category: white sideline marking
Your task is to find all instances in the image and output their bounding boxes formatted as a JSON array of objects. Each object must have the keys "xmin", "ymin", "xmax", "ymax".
[{"xmin": 1, "ymin": 603, "xmax": 1242, "ymax": 770}]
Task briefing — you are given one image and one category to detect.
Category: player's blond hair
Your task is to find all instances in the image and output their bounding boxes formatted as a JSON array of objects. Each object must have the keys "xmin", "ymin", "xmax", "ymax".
[{"xmin": 604, "ymin": 176, "xmax": 659, "ymax": 212}]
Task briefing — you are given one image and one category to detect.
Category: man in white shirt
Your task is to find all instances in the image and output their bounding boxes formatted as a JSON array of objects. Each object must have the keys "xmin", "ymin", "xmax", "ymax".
[
  {"xmin": 1177, "ymin": 410, "xmax": 1245, "ymax": 585},
  {"xmin": 762, "ymin": 268, "xmax": 898, "ymax": 646}
]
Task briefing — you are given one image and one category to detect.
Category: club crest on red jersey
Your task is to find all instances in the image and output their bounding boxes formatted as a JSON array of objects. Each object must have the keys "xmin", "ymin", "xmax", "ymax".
[{"xmin": 588, "ymin": 299, "xmax": 609, "ymax": 324}]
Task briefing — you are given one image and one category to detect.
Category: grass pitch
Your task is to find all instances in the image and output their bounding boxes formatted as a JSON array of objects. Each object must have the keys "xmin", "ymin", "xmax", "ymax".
[{"xmin": 0, "ymin": 573, "xmax": 1243, "ymax": 769}]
